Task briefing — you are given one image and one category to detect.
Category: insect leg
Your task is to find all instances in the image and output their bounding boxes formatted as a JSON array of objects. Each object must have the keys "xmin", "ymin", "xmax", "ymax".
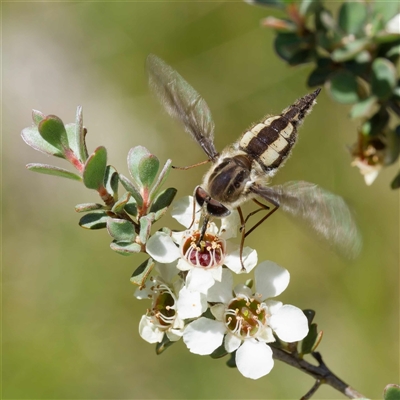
[
  {"xmin": 244, "ymin": 200, "xmax": 280, "ymax": 238},
  {"xmin": 172, "ymin": 159, "xmax": 211, "ymax": 170},
  {"xmin": 237, "ymin": 206, "xmax": 247, "ymax": 271}
]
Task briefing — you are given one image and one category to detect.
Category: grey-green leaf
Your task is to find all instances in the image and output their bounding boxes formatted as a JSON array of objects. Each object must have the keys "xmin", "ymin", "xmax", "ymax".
[
  {"xmin": 349, "ymin": 97, "xmax": 378, "ymax": 119},
  {"xmin": 32, "ymin": 109, "xmax": 45, "ymax": 126},
  {"xmin": 150, "ymin": 187, "xmax": 177, "ymax": 213},
  {"xmin": 139, "ymin": 216, "xmax": 152, "ymax": 245},
  {"xmin": 327, "ymin": 70, "xmax": 360, "ymax": 104},
  {"xmin": 371, "ymin": 58, "xmax": 397, "ymax": 99},
  {"xmin": 107, "ymin": 217, "xmax": 136, "ymax": 242},
  {"xmin": 21, "ymin": 125, "xmax": 64, "ymax": 158},
  {"xmin": 331, "ymin": 38, "xmax": 370, "ymax": 62},
  {"xmin": 112, "ymin": 192, "xmax": 131, "ymax": 214},
  {"xmin": 391, "ymin": 171, "xmax": 400, "ymax": 189},
  {"xmin": 104, "ymin": 165, "xmax": 119, "ymax": 199},
  {"xmin": 130, "ymin": 258, "xmax": 155, "ymax": 287},
  {"xmin": 139, "ymin": 154, "xmax": 160, "ymax": 188},
  {"xmin": 75, "ymin": 203, "xmax": 105, "ymax": 213},
  {"xmin": 149, "ymin": 159, "xmax": 173, "ymax": 201},
  {"xmin": 110, "ymin": 241, "xmax": 141, "ymax": 256},
  {"xmin": 79, "ymin": 211, "xmax": 108, "ymax": 229},
  {"xmin": 38, "ymin": 115, "xmax": 70, "ymax": 152},
  {"xmin": 83, "ymin": 146, "xmax": 107, "ymax": 190},
  {"xmin": 26, "ymin": 163, "xmax": 82, "ymax": 181},
  {"xmin": 301, "ymin": 323, "xmax": 319, "ymax": 354},
  {"xmin": 127, "ymin": 146, "xmax": 151, "ymax": 187},
  {"xmin": 119, "ymin": 174, "xmax": 143, "ymax": 206},
  {"xmin": 338, "ymin": 1, "xmax": 367, "ymax": 35},
  {"xmin": 124, "ymin": 195, "xmax": 138, "ymax": 217}
]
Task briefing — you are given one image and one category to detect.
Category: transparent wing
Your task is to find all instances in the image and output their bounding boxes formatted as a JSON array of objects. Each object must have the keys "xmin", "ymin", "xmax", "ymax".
[
  {"xmin": 146, "ymin": 54, "xmax": 219, "ymax": 161},
  {"xmin": 251, "ymin": 181, "xmax": 362, "ymax": 259}
]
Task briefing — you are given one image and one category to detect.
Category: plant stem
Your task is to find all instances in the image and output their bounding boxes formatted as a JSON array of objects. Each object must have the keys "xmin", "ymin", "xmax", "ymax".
[{"xmin": 271, "ymin": 348, "xmax": 367, "ymax": 399}]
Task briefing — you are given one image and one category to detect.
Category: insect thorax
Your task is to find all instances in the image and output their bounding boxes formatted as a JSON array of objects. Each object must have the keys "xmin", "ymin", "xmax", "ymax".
[{"xmin": 202, "ymin": 153, "xmax": 253, "ymax": 205}]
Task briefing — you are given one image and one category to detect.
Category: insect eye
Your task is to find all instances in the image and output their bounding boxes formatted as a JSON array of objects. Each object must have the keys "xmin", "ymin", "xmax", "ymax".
[
  {"xmin": 207, "ymin": 199, "xmax": 231, "ymax": 218},
  {"xmin": 194, "ymin": 186, "xmax": 208, "ymax": 207}
]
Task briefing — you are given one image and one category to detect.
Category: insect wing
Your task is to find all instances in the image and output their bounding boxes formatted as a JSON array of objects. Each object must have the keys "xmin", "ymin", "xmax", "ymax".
[
  {"xmin": 146, "ymin": 54, "xmax": 218, "ymax": 161},
  {"xmin": 251, "ymin": 181, "xmax": 362, "ymax": 258}
]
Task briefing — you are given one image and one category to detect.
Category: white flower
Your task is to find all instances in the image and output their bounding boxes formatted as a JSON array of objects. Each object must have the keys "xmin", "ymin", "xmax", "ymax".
[
  {"xmin": 135, "ymin": 262, "xmax": 207, "ymax": 344},
  {"xmin": 182, "ymin": 261, "xmax": 309, "ymax": 380},
  {"xmin": 386, "ymin": 13, "xmax": 400, "ymax": 34},
  {"xmin": 351, "ymin": 158, "xmax": 382, "ymax": 185},
  {"xmin": 147, "ymin": 196, "xmax": 257, "ymax": 294}
]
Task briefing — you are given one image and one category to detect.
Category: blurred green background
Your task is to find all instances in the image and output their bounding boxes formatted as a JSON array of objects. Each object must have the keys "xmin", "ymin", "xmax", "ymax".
[{"xmin": 3, "ymin": 2, "xmax": 399, "ymax": 399}]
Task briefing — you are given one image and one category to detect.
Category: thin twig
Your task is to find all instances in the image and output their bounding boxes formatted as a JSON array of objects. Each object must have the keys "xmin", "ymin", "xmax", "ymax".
[{"xmin": 271, "ymin": 348, "xmax": 366, "ymax": 399}]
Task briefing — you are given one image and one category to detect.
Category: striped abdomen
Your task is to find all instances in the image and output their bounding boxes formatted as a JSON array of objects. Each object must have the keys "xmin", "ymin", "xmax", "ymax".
[{"xmin": 238, "ymin": 89, "xmax": 320, "ymax": 174}]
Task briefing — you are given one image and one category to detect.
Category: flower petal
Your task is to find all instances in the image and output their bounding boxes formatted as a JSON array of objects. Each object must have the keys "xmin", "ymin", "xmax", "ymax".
[
  {"xmin": 225, "ymin": 333, "xmax": 241, "ymax": 353},
  {"xmin": 183, "ymin": 318, "xmax": 225, "ymax": 355},
  {"xmin": 186, "ymin": 268, "xmax": 215, "ymax": 294},
  {"xmin": 219, "ymin": 210, "xmax": 240, "ymax": 240},
  {"xmin": 224, "ymin": 243, "xmax": 258, "ymax": 274},
  {"xmin": 255, "ymin": 260, "xmax": 290, "ymax": 299},
  {"xmin": 269, "ymin": 304, "xmax": 309, "ymax": 342},
  {"xmin": 156, "ymin": 261, "xmax": 180, "ymax": 283},
  {"xmin": 171, "ymin": 196, "xmax": 199, "ymax": 228},
  {"xmin": 207, "ymin": 268, "xmax": 234, "ymax": 303},
  {"xmin": 146, "ymin": 232, "xmax": 180, "ymax": 263},
  {"xmin": 236, "ymin": 340, "xmax": 274, "ymax": 379},
  {"xmin": 210, "ymin": 303, "xmax": 226, "ymax": 321},
  {"xmin": 138, "ymin": 315, "xmax": 164, "ymax": 344},
  {"xmin": 176, "ymin": 285, "xmax": 207, "ymax": 319}
]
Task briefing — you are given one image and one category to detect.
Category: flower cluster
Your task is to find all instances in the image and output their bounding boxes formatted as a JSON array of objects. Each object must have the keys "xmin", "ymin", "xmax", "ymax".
[{"xmin": 136, "ymin": 196, "xmax": 309, "ymax": 379}]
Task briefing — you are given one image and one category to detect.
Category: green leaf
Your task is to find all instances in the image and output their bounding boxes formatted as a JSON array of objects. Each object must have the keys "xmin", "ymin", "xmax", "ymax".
[
  {"xmin": 338, "ymin": 1, "xmax": 368, "ymax": 35},
  {"xmin": 112, "ymin": 192, "xmax": 131, "ymax": 214},
  {"xmin": 210, "ymin": 344, "xmax": 229, "ymax": 359},
  {"xmin": 110, "ymin": 241, "xmax": 141, "ymax": 255},
  {"xmin": 104, "ymin": 165, "xmax": 119, "ymax": 199},
  {"xmin": 373, "ymin": 2, "xmax": 400, "ymax": 24},
  {"xmin": 226, "ymin": 351, "xmax": 237, "ymax": 368},
  {"xmin": 107, "ymin": 218, "xmax": 136, "ymax": 242},
  {"xmin": 138, "ymin": 154, "xmax": 160, "ymax": 188},
  {"xmin": 349, "ymin": 97, "xmax": 378, "ymax": 119},
  {"xmin": 38, "ymin": 115, "xmax": 70, "ymax": 153},
  {"xmin": 150, "ymin": 187, "xmax": 178, "ymax": 213},
  {"xmin": 302, "ymin": 309, "xmax": 316, "ymax": 325},
  {"xmin": 301, "ymin": 323, "xmax": 319, "ymax": 354},
  {"xmin": 384, "ymin": 384, "xmax": 400, "ymax": 400},
  {"xmin": 21, "ymin": 125, "xmax": 64, "ymax": 158},
  {"xmin": 75, "ymin": 203, "xmax": 105, "ymax": 213},
  {"xmin": 127, "ymin": 146, "xmax": 152, "ymax": 186},
  {"xmin": 155, "ymin": 334, "xmax": 176, "ymax": 355},
  {"xmin": 327, "ymin": 70, "xmax": 360, "ymax": 104},
  {"xmin": 385, "ymin": 127, "xmax": 400, "ymax": 165},
  {"xmin": 79, "ymin": 211, "xmax": 108, "ymax": 230},
  {"xmin": 371, "ymin": 58, "xmax": 397, "ymax": 99},
  {"xmin": 274, "ymin": 33, "xmax": 314, "ymax": 65},
  {"xmin": 361, "ymin": 107, "xmax": 390, "ymax": 136},
  {"xmin": 139, "ymin": 216, "xmax": 152, "ymax": 245},
  {"xmin": 75, "ymin": 106, "xmax": 88, "ymax": 162},
  {"xmin": 149, "ymin": 159, "xmax": 173, "ymax": 201},
  {"xmin": 124, "ymin": 196, "xmax": 138, "ymax": 217},
  {"xmin": 26, "ymin": 163, "xmax": 82, "ymax": 181},
  {"xmin": 307, "ymin": 65, "xmax": 332, "ymax": 87},
  {"xmin": 331, "ymin": 38, "xmax": 370, "ymax": 62},
  {"xmin": 386, "ymin": 44, "xmax": 400, "ymax": 58},
  {"xmin": 83, "ymin": 146, "xmax": 107, "ymax": 190},
  {"xmin": 130, "ymin": 257, "xmax": 155, "ymax": 287},
  {"xmin": 391, "ymin": 171, "xmax": 400, "ymax": 189},
  {"xmin": 119, "ymin": 174, "xmax": 143, "ymax": 207},
  {"xmin": 299, "ymin": 0, "xmax": 321, "ymax": 17},
  {"xmin": 32, "ymin": 109, "xmax": 45, "ymax": 126},
  {"xmin": 374, "ymin": 32, "xmax": 400, "ymax": 44}
]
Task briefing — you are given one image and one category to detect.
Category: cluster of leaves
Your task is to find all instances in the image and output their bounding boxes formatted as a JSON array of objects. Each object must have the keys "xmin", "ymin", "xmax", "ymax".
[
  {"xmin": 247, "ymin": 0, "xmax": 400, "ymax": 188},
  {"xmin": 21, "ymin": 108, "xmax": 176, "ymax": 265}
]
